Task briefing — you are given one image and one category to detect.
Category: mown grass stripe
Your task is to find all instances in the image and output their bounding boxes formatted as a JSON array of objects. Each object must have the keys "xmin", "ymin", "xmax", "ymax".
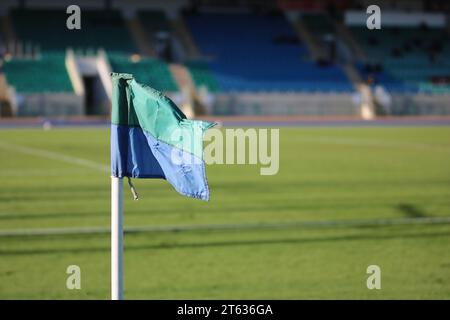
[
  {"xmin": 1, "ymin": 216, "xmax": 450, "ymax": 237},
  {"xmin": 0, "ymin": 141, "xmax": 109, "ymax": 172}
]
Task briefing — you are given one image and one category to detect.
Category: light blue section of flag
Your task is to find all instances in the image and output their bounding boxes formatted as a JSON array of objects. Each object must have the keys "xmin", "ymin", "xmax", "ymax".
[{"xmin": 111, "ymin": 124, "xmax": 211, "ymax": 201}]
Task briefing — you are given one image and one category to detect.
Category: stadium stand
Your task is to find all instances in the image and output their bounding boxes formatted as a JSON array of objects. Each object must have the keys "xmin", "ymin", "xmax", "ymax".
[
  {"xmin": 350, "ymin": 26, "xmax": 450, "ymax": 94},
  {"xmin": 0, "ymin": 1, "xmax": 449, "ymax": 118},
  {"xmin": 3, "ymin": 54, "xmax": 73, "ymax": 93},
  {"xmin": 301, "ymin": 12, "xmax": 335, "ymax": 37},
  {"xmin": 298, "ymin": 12, "xmax": 339, "ymax": 64},
  {"xmin": 138, "ymin": 10, "xmax": 171, "ymax": 34},
  {"xmin": 185, "ymin": 12, "xmax": 354, "ymax": 92},
  {"xmin": 11, "ymin": 9, "xmax": 138, "ymax": 54},
  {"xmin": 355, "ymin": 63, "xmax": 418, "ymax": 93},
  {"xmin": 185, "ymin": 60, "xmax": 220, "ymax": 92},
  {"xmin": 137, "ymin": 10, "xmax": 174, "ymax": 59},
  {"xmin": 108, "ymin": 54, "xmax": 178, "ymax": 92}
]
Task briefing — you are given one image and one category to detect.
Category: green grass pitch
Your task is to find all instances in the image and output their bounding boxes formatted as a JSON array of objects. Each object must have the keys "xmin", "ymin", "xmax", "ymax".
[{"xmin": 0, "ymin": 126, "xmax": 449, "ymax": 299}]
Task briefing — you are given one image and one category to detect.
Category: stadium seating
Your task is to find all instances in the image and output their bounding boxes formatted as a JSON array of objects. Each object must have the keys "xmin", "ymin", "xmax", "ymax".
[
  {"xmin": 3, "ymin": 54, "xmax": 73, "ymax": 93},
  {"xmin": 4, "ymin": 4, "xmax": 448, "ymax": 117},
  {"xmin": 138, "ymin": 10, "xmax": 171, "ymax": 34},
  {"xmin": 302, "ymin": 12, "xmax": 335, "ymax": 36},
  {"xmin": 184, "ymin": 60, "xmax": 219, "ymax": 92},
  {"xmin": 185, "ymin": 12, "xmax": 353, "ymax": 93},
  {"xmin": 11, "ymin": 9, "xmax": 138, "ymax": 54},
  {"xmin": 350, "ymin": 26, "xmax": 450, "ymax": 94},
  {"xmin": 355, "ymin": 63, "xmax": 418, "ymax": 93},
  {"xmin": 108, "ymin": 54, "xmax": 178, "ymax": 92}
]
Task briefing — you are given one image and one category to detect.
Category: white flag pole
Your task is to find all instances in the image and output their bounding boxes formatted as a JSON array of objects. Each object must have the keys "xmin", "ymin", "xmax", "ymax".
[{"xmin": 111, "ymin": 176, "xmax": 123, "ymax": 300}]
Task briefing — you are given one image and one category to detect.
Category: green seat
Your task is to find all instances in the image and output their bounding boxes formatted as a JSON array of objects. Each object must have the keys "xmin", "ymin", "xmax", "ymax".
[
  {"xmin": 3, "ymin": 55, "xmax": 73, "ymax": 93},
  {"xmin": 109, "ymin": 54, "xmax": 178, "ymax": 92},
  {"xmin": 138, "ymin": 10, "xmax": 171, "ymax": 33},
  {"xmin": 302, "ymin": 13, "xmax": 335, "ymax": 36},
  {"xmin": 185, "ymin": 61, "xmax": 219, "ymax": 92},
  {"xmin": 12, "ymin": 9, "xmax": 138, "ymax": 54},
  {"xmin": 351, "ymin": 26, "xmax": 450, "ymax": 94}
]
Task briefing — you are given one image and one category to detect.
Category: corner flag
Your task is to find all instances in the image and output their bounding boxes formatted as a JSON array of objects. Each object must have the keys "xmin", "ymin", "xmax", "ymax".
[
  {"xmin": 110, "ymin": 73, "xmax": 215, "ymax": 201},
  {"xmin": 109, "ymin": 73, "xmax": 215, "ymax": 300}
]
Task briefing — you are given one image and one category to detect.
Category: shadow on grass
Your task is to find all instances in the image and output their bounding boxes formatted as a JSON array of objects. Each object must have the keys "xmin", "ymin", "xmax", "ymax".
[
  {"xmin": 1, "ymin": 229, "xmax": 449, "ymax": 256},
  {"xmin": 1, "ymin": 200, "xmax": 421, "ymax": 221},
  {"xmin": 396, "ymin": 203, "xmax": 428, "ymax": 218}
]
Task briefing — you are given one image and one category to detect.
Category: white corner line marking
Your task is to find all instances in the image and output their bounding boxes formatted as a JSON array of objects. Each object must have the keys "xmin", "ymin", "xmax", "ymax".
[{"xmin": 0, "ymin": 141, "xmax": 109, "ymax": 173}]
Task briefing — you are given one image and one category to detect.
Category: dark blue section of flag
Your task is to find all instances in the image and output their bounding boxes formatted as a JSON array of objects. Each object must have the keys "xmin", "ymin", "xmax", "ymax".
[{"xmin": 111, "ymin": 124, "xmax": 210, "ymax": 200}]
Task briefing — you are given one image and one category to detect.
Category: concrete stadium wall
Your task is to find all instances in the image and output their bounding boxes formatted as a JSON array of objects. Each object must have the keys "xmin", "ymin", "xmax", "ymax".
[
  {"xmin": 212, "ymin": 93, "xmax": 359, "ymax": 116},
  {"xmin": 391, "ymin": 94, "xmax": 450, "ymax": 116},
  {"xmin": 15, "ymin": 93, "xmax": 84, "ymax": 117}
]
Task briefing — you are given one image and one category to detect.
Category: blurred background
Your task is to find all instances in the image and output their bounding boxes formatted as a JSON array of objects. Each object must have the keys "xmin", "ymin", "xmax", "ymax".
[
  {"xmin": 0, "ymin": 0, "xmax": 449, "ymax": 120},
  {"xmin": 0, "ymin": 0, "xmax": 450, "ymax": 299}
]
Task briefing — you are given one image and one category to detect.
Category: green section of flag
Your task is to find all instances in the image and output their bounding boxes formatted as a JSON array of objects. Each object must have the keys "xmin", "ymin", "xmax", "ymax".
[{"xmin": 111, "ymin": 73, "xmax": 215, "ymax": 159}]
